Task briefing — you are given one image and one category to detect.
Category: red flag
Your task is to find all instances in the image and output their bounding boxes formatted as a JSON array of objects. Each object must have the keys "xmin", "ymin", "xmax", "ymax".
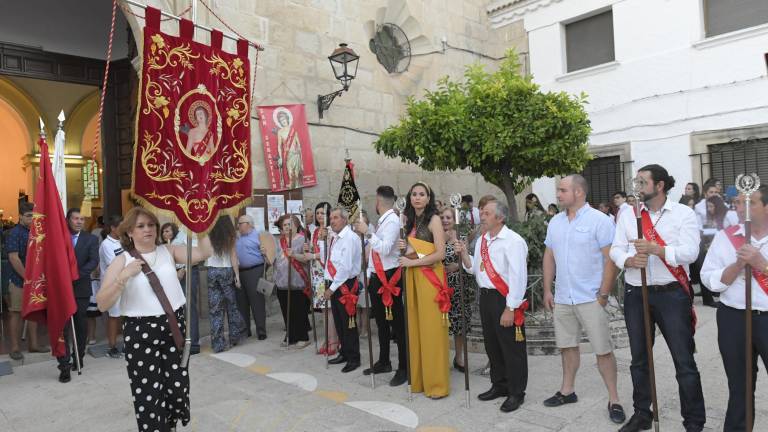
[{"xmin": 21, "ymin": 137, "xmax": 78, "ymax": 357}]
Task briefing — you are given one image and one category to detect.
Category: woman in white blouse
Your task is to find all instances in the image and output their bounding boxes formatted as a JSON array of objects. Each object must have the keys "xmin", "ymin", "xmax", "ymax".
[{"xmin": 97, "ymin": 207, "xmax": 212, "ymax": 432}]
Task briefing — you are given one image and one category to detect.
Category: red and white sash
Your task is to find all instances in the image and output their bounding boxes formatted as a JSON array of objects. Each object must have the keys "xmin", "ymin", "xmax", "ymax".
[
  {"xmin": 480, "ymin": 235, "xmax": 529, "ymax": 339},
  {"xmin": 640, "ymin": 209, "xmax": 697, "ymax": 331},
  {"xmin": 372, "ymin": 251, "xmax": 401, "ymax": 320},
  {"xmin": 724, "ymin": 225, "xmax": 768, "ymax": 296}
]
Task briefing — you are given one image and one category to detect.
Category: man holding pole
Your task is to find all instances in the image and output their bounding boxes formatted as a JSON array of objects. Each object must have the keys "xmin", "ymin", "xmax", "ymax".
[
  {"xmin": 610, "ymin": 164, "xmax": 705, "ymax": 432},
  {"xmin": 323, "ymin": 207, "xmax": 362, "ymax": 373},
  {"xmin": 542, "ymin": 175, "xmax": 625, "ymax": 424},
  {"xmin": 355, "ymin": 186, "xmax": 408, "ymax": 386},
  {"xmin": 701, "ymin": 181, "xmax": 767, "ymax": 432},
  {"xmin": 456, "ymin": 197, "xmax": 529, "ymax": 413}
]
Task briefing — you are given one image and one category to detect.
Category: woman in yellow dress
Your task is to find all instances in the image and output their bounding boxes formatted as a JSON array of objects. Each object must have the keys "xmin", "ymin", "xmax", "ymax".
[{"xmin": 397, "ymin": 181, "xmax": 451, "ymax": 399}]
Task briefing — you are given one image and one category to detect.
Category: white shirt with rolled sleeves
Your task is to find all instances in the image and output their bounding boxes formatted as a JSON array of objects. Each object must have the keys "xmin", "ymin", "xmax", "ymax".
[
  {"xmin": 366, "ymin": 209, "xmax": 401, "ymax": 278},
  {"xmin": 700, "ymin": 225, "xmax": 768, "ymax": 311},
  {"xmin": 610, "ymin": 198, "xmax": 700, "ymax": 286},
  {"xmin": 323, "ymin": 225, "xmax": 361, "ymax": 292},
  {"xmin": 463, "ymin": 225, "xmax": 528, "ymax": 309}
]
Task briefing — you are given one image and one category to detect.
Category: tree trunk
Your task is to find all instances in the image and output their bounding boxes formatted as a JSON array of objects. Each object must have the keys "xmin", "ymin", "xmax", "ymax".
[{"xmin": 500, "ymin": 176, "xmax": 519, "ymax": 223}]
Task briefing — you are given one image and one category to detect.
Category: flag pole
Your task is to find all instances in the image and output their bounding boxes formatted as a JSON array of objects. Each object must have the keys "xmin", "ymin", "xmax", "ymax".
[
  {"xmin": 71, "ymin": 318, "xmax": 82, "ymax": 375},
  {"xmin": 286, "ymin": 217, "xmax": 293, "ymax": 349},
  {"xmin": 451, "ymin": 193, "xmax": 470, "ymax": 408},
  {"xmin": 181, "ymin": 233, "xmax": 193, "ymax": 368},
  {"xmin": 306, "ymin": 225, "xmax": 318, "ymax": 354},
  {"xmin": 736, "ymin": 173, "xmax": 760, "ymax": 432},
  {"xmin": 323, "ymin": 205, "xmax": 330, "ymax": 369},
  {"xmin": 395, "ymin": 196, "xmax": 412, "ymax": 401},
  {"xmin": 632, "ymin": 177, "xmax": 659, "ymax": 432},
  {"xmin": 358, "ymin": 199, "xmax": 375, "ymax": 390}
]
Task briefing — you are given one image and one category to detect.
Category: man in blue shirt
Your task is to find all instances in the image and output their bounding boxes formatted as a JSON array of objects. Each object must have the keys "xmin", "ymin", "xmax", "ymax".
[
  {"xmin": 5, "ymin": 203, "xmax": 45, "ymax": 360},
  {"xmin": 542, "ymin": 175, "xmax": 625, "ymax": 424},
  {"xmin": 236, "ymin": 214, "xmax": 267, "ymax": 339}
]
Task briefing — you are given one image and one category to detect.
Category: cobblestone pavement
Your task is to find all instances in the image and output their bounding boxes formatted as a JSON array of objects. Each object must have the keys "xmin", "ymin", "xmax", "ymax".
[{"xmin": 1, "ymin": 298, "xmax": 767, "ymax": 432}]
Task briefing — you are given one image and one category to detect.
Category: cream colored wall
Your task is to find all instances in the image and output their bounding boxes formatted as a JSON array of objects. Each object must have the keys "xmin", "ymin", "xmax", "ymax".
[{"xmin": 0, "ymin": 99, "xmax": 31, "ymax": 222}]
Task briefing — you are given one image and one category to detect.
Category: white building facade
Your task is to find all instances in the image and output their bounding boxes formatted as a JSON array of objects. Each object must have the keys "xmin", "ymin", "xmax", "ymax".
[{"xmin": 488, "ymin": 0, "xmax": 768, "ymax": 206}]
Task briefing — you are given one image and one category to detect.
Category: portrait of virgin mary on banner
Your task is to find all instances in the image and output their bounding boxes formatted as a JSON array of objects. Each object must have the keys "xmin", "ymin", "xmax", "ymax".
[{"xmin": 132, "ymin": 7, "xmax": 252, "ymax": 233}]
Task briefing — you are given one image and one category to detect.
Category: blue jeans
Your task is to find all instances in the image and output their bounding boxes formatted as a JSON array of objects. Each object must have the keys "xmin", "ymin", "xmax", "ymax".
[
  {"xmin": 181, "ymin": 266, "xmax": 200, "ymax": 349},
  {"xmin": 624, "ymin": 283, "xmax": 705, "ymax": 430}
]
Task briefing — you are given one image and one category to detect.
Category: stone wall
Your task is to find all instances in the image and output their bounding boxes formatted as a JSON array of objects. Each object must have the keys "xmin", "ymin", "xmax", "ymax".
[{"xmin": 155, "ymin": 0, "xmax": 531, "ymax": 213}]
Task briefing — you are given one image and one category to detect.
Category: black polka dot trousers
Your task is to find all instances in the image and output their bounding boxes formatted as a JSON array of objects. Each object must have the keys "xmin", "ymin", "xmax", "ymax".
[{"xmin": 123, "ymin": 308, "xmax": 190, "ymax": 432}]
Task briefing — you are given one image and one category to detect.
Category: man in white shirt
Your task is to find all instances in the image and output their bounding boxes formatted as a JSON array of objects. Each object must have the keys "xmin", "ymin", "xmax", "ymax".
[
  {"xmin": 323, "ymin": 207, "xmax": 362, "ymax": 373},
  {"xmin": 542, "ymin": 175, "xmax": 624, "ymax": 424},
  {"xmin": 610, "ymin": 164, "xmax": 705, "ymax": 432},
  {"xmin": 99, "ymin": 215, "xmax": 124, "ymax": 358},
  {"xmin": 613, "ymin": 191, "xmax": 632, "ymax": 221},
  {"xmin": 461, "ymin": 195, "xmax": 481, "ymax": 227},
  {"xmin": 701, "ymin": 184, "xmax": 768, "ymax": 431},
  {"xmin": 457, "ymin": 197, "xmax": 528, "ymax": 413},
  {"xmin": 355, "ymin": 186, "xmax": 407, "ymax": 386}
]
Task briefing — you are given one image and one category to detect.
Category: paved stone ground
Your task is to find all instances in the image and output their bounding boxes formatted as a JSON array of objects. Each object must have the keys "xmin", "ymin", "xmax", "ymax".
[{"xmin": 1, "ymin": 297, "xmax": 767, "ymax": 432}]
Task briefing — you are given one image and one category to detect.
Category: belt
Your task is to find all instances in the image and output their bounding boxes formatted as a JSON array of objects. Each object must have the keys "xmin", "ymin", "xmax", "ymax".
[
  {"xmin": 628, "ymin": 282, "xmax": 680, "ymax": 292},
  {"xmin": 239, "ymin": 264, "xmax": 264, "ymax": 272},
  {"xmin": 722, "ymin": 304, "xmax": 767, "ymax": 315},
  {"xmin": 480, "ymin": 287, "xmax": 500, "ymax": 295}
]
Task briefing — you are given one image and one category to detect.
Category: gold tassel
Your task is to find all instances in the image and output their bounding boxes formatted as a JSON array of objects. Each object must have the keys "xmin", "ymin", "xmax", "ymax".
[
  {"xmin": 348, "ymin": 317, "xmax": 356, "ymax": 329},
  {"xmin": 385, "ymin": 307, "xmax": 393, "ymax": 321},
  {"xmin": 442, "ymin": 313, "xmax": 449, "ymax": 327},
  {"xmin": 515, "ymin": 326, "xmax": 524, "ymax": 342}
]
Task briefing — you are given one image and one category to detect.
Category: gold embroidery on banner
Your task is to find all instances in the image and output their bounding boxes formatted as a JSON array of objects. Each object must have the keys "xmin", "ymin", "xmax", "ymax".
[
  {"xmin": 26, "ymin": 273, "xmax": 47, "ymax": 305},
  {"xmin": 137, "ymin": 32, "xmax": 250, "ymax": 226},
  {"xmin": 28, "ymin": 213, "xmax": 46, "ymax": 264}
]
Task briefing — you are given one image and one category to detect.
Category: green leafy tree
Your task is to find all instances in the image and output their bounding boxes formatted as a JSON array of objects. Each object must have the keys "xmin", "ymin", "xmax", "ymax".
[{"xmin": 374, "ymin": 49, "xmax": 592, "ymax": 221}]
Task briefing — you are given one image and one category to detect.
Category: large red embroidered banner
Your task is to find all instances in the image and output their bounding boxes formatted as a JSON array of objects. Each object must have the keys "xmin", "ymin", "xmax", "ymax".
[
  {"xmin": 257, "ymin": 104, "xmax": 317, "ymax": 191},
  {"xmin": 133, "ymin": 7, "xmax": 252, "ymax": 233}
]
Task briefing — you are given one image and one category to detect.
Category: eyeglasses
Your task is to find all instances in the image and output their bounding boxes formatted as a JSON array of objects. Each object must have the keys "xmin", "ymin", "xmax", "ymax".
[{"xmin": 237, "ymin": 221, "xmax": 250, "ymax": 225}]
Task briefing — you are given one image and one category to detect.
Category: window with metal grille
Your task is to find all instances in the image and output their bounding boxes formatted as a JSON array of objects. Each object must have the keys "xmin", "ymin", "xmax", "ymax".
[
  {"xmin": 565, "ymin": 9, "xmax": 615, "ymax": 72},
  {"xmin": 582, "ymin": 155, "xmax": 622, "ymax": 205},
  {"xmin": 707, "ymin": 138, "xmax": 768, "ymax": 190},
  {"xmin": 704, "ymin": 0, "xmax": 768, "ymax": 38}
]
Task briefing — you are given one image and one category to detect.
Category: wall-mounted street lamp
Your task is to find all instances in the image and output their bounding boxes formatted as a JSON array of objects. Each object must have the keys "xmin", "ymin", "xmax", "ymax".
[{"xmin": 317, "ymin": 43, "xmax": 359, "ymax": 119}]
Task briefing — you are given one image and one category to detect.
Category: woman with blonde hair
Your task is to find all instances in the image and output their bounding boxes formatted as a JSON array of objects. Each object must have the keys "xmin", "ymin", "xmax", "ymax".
[{"xmin": 97, "ymin": 207, "xmax": 213, "ymax": 432}]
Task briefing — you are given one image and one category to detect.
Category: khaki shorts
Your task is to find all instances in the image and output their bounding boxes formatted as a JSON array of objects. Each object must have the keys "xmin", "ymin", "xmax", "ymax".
[
  {"xmin": 553, "ymin": 300, "xmax": 613, "ymax": 355},
  {"xmin": 8, "ymin": 282, "xmax": 23, "ymax": 312}
]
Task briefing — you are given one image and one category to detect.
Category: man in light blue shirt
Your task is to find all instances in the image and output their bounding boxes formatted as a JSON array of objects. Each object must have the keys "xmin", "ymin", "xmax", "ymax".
[
  {"xmin": 542, "ymin": 175, "xmax": 625, "ymax": 425},
  {"xmin": 236, "ymin": 215, "xmax": 268, "ymax": 339}
]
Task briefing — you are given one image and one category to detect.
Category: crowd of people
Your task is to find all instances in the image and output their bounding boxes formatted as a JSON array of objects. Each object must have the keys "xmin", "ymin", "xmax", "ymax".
[{"xmin": 2, "ymin": 164, "xmax": 766, "ymax": 432}]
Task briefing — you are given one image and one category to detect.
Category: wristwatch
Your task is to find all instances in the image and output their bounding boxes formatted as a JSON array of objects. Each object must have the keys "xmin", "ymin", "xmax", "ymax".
[{"xmin": 598, "ymin": 293, "xmax": 609, "ymax": 300}]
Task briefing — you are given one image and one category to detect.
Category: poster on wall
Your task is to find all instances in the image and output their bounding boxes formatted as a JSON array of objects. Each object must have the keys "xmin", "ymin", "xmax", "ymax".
[
  {"xmin": 266, "ymin": 194, "xmax": 285, "ymax": 235},
  {"xmin": 245, "ymin": 207, "xmax": 265, "ymax": 232},
  {"xmin": 286, "ymin": 199, "xmax": 303, "ymax": 219},
  {"xmin": 257, "ymin": 104, "xmax": 317, "ymax": 192}
]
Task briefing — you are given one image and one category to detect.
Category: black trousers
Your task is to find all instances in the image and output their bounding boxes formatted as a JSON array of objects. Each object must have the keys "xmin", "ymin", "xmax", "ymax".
[
  {"xmin": 624, "ymin": 283, "xmax": 705, "ymax": 429},
  {"xmin": 479, "ymin": 289, "xmax": 527, "ymax": 397},
  {"xmin": 368, "ymin": 268, "xmax": 406, "ymax": 370},
  {"xmin": 237, "ymin": 265, "xmax": 267, "ymax": 338},
  {"xmin": 277, "ymin": 289, "xmax": 310, "ymax": 344},
  {"xmin": 717, "ymin": 304, "xmax": 768, "ymax": 432},
  {"xmin": 330, "ymin": 278, "xmax": 360, "ymax": 364},
  {"xmin": 57, "ymin": 295, "xmax": 89, "ymax": 369}
]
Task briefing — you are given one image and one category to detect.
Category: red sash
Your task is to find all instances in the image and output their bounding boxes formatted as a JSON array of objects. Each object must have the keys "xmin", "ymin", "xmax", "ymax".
[
  {"xmin": 191, "ymin": 129, "xmax": 213, "ymax": 157},
  {"xmin": 481, "ymin": 234, "xmax": 528, "ymax": 340},
  {"xmin": 371, "ymin": 251, "xmax": 402, "ymax": 320},
  {"xmin": 281, "ymin": 127, "xmax": 297, "ymax": 184},
  {"xmin": 312, "ymin": 232, "xmax": 325, "ymax": 265},
  {"xmin": 339, "ymin": 280, "xmax": 359, "ymax": 328},
  {"xmin": 408, "ymin": 231, "xmax": 453, "ymax": 315},
  {"xmin": 724, "ymin": 225, "xmax": 768, "ymax": 296},
  {"xmin": 640, "ymin": 210, "xmax": 698, "ymax": 331},
  {"xmin": 281, "ymin": 235, "xmax": 311, "ymax": 299}
]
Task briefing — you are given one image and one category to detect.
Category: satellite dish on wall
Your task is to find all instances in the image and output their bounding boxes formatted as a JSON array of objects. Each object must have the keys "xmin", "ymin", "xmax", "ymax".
[{"xmin": 369, "ymin": 23, "xmax": 411, "ymax": 74}]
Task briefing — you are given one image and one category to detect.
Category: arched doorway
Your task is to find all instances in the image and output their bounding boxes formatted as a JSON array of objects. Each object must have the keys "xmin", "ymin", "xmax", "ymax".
[{"xmin": 0, "ymin": 98, "xmax": 31, "ymax": 224}]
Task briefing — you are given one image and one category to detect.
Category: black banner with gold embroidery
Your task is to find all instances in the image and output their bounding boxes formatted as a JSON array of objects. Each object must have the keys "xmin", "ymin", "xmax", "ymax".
[{"xmin": 337, "ymin": 159, "xmax": 360, "ymax": 220}]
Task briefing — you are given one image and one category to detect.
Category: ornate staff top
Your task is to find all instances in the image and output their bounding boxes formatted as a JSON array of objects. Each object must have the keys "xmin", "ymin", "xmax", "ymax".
[
  {"xmin": 736, "ymin": 173, "xmax": 761, "ymax": 221},
  {"xmin": 395, "ymin": 196, "xmax": 406, "ymax": 228},
  {"xmin": 631, "ymin": 176, "xmax": 647, "ymax": 215}
]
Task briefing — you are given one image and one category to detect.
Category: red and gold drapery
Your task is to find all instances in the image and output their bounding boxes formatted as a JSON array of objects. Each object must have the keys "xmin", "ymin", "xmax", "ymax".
[{"xmin": 132, "ymin": 7, "xmax": 252, "ymax": 233}]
